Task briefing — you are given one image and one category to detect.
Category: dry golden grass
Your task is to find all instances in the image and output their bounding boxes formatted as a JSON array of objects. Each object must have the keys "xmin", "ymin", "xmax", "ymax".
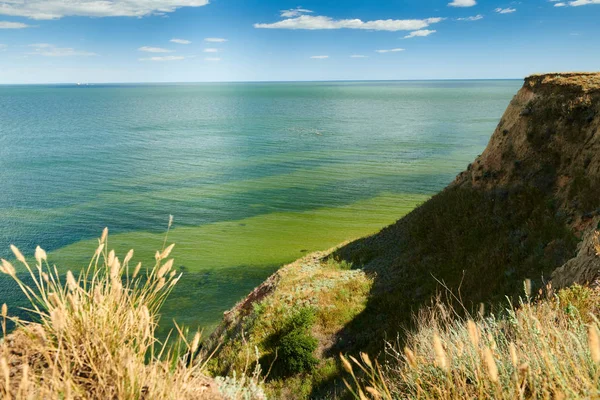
[
  {"xmin": 0, "ymin": 227, "xmax": 223, "ymax": 400},
  {"xmin": 343, "ymin": 235, "xmax": 600, "ymax": 399},
  {"xmin": 527, "ymin": 72, "xmax": 600, "ymax": 92}
]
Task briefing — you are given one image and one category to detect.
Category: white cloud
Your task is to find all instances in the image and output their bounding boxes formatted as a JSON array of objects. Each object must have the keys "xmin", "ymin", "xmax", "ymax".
[
  {"xmin": 0, "ymin": 44, "xmax": 6, "ymax": 50},
  {"xmin": 495, "ymin": 7, "xmax": 517, "ymax": 13},
  {"xmin": 0, "ymin": 0, "xmax": 210, "ymax": 20},
  {"xmin": 310, "ymin": 55, "xmax": 329, "ymax": 59},
  {"xmin": 254, "ymin": 15, "xmax": 444, "ymax": 31},
  {"xmin": 138, "ymin": 46, "xmax": 172, "ymax": 53},
  {"xmin": 448, "ymin": 0, "xmax": 477, "ymax": 7},
  {"xmin": 280, "ymin": 7, "xmax": 313, "ymax": 18},
  {"xmin": 457, "ymin": 14, "xmax": 484, "ymax": 21},
  {"xmin": 140, "ymin": 55, "xmax": 186, "ymax": 61},
  {"xmin": 375, "ymin": 48, "xmax": 405, "ymax": 53},
  {"xmin": 404, "ymin": 29, "xmax": 436, "ymax": 39},
  {"xmin": 350, "ymin": 55, "xmax": 368, "ymax": 58},
  {"xmin": 568, "ymin": 0, "xmax": 600, "ymax": 5},
  {"xmin": 28, "ymin": 43, "xmax": 97, "ymax": 57},
  {"xmin": 0, "ymin": 21, "xmax": 30, "ymax": 28},
  {"xmin": 204, "ymin": 38, "xmax": 228, "ymax": 43},
  {"xmin": 170, "ymin": 38, "xmax": 191, "ymax": 44},
  {"xmin": 203, "ymin": 48, "xmax": 219, "ymax": 53},
  {"xmin": 554, "ymin": 2, "xmax": 567, "ymax": 5},
  {"xmin": 205, "ymin": 57, "xmax": 221, "ymax": 61}
]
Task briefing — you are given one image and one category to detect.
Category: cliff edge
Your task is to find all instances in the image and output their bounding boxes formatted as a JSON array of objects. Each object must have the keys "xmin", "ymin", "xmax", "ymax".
[{"xmin": 208, "ymin": 73, "xmax": 600, "ymax": 399}]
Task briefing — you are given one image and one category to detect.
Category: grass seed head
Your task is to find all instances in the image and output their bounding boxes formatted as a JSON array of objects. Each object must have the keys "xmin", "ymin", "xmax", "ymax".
[
  {"xmin": 35, "ymin": 246, "xmax": 47, "ymax": 265},
  {"xmin": 160, "ymin": 244, "xmax": 175, "ymax": 260},
  {"xmin": 433, "ymin": 333, "xmax": 448, "ymax": 371},
  {"xmin": 340, "ymin": 354, "xmax": 354, "ymax": 374},
  {"xmin": 66, "ymin": 270, "xmax": 77, "ymax": 292},
  {"xmin": 484, "ymin": 347, "xmax": 499, "ymax": 382},
  {"xmin": 10, "ymin": 244, "xmax": 27, "ymax": 265},
  {"xmin": 467, "ymin": 320, "xmax": 479, "ymax": 348},
  {"xmin": 588, "ymin": 325, "xmax": 600, "ymax": 364},
  {"xmin": 133, "ymin": 262, "xmax": 142, "ymax": 278},
  {"xmin": 0, "ymin": 259, "xmax": 16, "ymax": 277},
  {"xmin": 404, "ymin": 347, "xmax": 418, "ymax": 369},
  {"xmin": 100, "ymin": 227, "xmax": 108, "ymax": 244}
]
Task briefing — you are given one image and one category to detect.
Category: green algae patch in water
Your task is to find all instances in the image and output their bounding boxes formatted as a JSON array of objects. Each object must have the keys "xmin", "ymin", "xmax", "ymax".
[{"xmin": 47, "ymin": 193, "xmax": 428, "ymax": 332}]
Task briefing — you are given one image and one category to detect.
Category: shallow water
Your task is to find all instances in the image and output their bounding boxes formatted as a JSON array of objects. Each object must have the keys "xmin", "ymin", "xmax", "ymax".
[{"xmin": 0, "ymin": 80, "xmax": 521, "ymax": 332}]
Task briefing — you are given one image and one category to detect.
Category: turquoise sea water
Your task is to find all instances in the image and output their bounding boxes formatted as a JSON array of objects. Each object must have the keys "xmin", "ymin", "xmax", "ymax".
[{"xmin": 0, "ymin": 80, "xmax": 521, "ymax": 333}]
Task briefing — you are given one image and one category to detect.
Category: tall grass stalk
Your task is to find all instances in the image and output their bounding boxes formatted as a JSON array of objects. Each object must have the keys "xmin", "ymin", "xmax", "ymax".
[
  {"xmin": 344, "ymin": 233, "xmax": 600, "ymax": 399},
  {"xmin": 0, "ymin": 228, "xmax": 221, "ymax": 399}
]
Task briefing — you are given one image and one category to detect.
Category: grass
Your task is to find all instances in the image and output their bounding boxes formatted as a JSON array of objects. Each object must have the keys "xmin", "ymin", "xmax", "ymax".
[
  {"xmin": 0, "ymin": 228, "xmax": 265, "ymax": 399},
  {"xmin": 331, "ymin": 184, "xmax": 578, "ymax": 355},
  {"xmin": 207, "ymin": 254, "xmax": 373, "ymax": 399},
  {"xmin": 342, "ymin": 235, "xmax": 600, "ymax": 399}
]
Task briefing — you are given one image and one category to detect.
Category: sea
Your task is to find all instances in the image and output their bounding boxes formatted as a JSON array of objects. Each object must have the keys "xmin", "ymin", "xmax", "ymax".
[{"xmin": 0, "ymin": 80, "xmax": 522, "ymax": 334}]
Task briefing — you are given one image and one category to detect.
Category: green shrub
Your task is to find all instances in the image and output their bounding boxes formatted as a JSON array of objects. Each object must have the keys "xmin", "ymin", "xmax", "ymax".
[
  {"xmin": 278, "ymin": 330, "xmax": 319, "ymax": 375},
  {"xmin": 269, "ymin": 308, "xmax": 319, "ymax": 377}
]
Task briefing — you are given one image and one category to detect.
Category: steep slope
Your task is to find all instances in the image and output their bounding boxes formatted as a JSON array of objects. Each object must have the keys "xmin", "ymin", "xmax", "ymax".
[
  {"xmin": 333, "ymin": 72, "xmax": 600, "ymax": 351},
  {"xmin": 209, "ymin": 73, "xmax": 600, "ymax": 398}
]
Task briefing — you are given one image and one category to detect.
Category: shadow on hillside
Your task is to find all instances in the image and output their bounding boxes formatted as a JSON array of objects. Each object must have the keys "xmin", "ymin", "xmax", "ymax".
[{"xmin": 322, "ymin": 184, "xmax": 579, "ymax": 360}]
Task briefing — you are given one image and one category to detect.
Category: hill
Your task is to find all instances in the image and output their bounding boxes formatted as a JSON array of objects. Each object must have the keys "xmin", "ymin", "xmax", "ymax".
[{"xmin": 207, "ymin": 73, "xmax": 600, "ymax": 398}]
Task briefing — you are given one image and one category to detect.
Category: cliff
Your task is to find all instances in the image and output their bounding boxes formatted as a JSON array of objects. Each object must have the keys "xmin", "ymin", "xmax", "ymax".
[{"xmin": 208, "ymin": 73, "xmax": 600, "ymax": 399}]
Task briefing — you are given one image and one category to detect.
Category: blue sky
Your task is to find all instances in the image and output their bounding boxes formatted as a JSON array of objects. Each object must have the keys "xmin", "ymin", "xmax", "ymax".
[{"xmin": 0, "ymin": 0, "xmax": 598, "ymax": 83}]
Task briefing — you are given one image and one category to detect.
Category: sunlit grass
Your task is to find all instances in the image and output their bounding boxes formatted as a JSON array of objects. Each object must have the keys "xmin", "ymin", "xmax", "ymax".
[
  {"xmin": 0, "ymin": 228, "xmax": 264, "ymax": 399},
  {"xmin": 344, "ymin": 235, "xmax": 600, "ymax": 399}
]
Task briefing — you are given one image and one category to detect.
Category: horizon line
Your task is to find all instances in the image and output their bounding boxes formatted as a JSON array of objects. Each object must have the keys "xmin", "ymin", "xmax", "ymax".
[{"xmin": 0, "ymin": 77, "xmax": 525, "ymax": 86}]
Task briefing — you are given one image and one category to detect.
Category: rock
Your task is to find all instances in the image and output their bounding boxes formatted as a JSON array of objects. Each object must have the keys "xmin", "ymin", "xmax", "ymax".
[{"xmin": 552, "ymin": 221, "xmax": 600, "ymax": 289}]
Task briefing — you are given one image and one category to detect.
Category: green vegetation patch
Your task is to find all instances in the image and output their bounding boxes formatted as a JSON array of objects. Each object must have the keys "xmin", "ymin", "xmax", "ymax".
[{"xmin": 208, "ymin": 256, "xmax": 372, "ymax": 399}]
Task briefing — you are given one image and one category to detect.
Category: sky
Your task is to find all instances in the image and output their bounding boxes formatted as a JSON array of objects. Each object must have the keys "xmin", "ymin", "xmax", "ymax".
[{"xmin": 0, "ymin": 0, "xmax": 599, "ymax": 83}]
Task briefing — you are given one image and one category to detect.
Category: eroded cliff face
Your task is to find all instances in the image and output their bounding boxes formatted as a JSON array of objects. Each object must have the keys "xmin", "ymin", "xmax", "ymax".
[
  {"xmin": 452, "ymin": 73, "xmax": 600, "ymax": 288},
  {"xmin": 455, "ymin": 73, "xmax": 600, "ymax": 228}
]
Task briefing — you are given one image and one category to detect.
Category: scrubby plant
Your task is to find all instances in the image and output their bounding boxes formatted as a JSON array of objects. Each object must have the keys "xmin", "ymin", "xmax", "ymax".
[
  {"xmin": 270, "ymin": 308, "xmax": 318, "ymax": 377},
  {"xmin": 0, "ymin": 227, "xmax": 263, "ymax": 399},
  {"xmin": 344, "ymin": 280, "xmax": 600, "ymax": 399}
]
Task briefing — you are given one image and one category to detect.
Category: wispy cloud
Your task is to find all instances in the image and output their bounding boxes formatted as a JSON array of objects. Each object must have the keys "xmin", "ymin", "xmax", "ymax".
[
  {"xmin": 404, "ymin": 29, "xmax": 436, "ymax": 39},
  {"xmin": 0, "ymin": 44, "xmax": 6, "ymax": 50},
  {"xmin": 139, "ymin": 55, "xmax": 185, "ymax": 61},
  {"xmin": 0, "ymin": 0, "xmax": 209, "ymax": 20},
  {"xmin": 205, "ymin": 38, "xmax": 228, "ymax": 43},
  {"xmin": 138, "ymin": 46, "xmax": 173, "ymax": 53},
  {"xmin": 170, "ymin": 38, "xmax": 191, "ymax": 44},
  {"xmin": 457, "ymin": 14, "xmax": 484, "ymax": 21},
  {"xmin": 375, "ymin": 48, "xmax": 405, "ymax": 53},
  {"xmin": 255, "ymin": 15, "xmax": 444, "ymax": 32},
  {"xmin": 204, "ymin": 48, "xmax": 219, "ymax": 53},
  {"xmin": 28, "ymin": 43, "xmax": 97, "ymax": 57},
  {"xmin": 280, "ymin": 7, "xmax": 313, "ymax": 18},
  {"xmin": 350, "ymin": 55, "xmax": 368, "ymax": 58},
  {"xmin": 558, "ymin": 0, "xmax": 600, "ymax": 6},
  {"xmin": 495, "ymin": 7, "xmax": 517, "ymax": 13},
  {"xmin": 448, "ymin": 0, "xmax": 477, "ymax": 7},
  {"xmin": 310, "ymin": 55, "xmax": 329, "ymax": 59},
  {"xmin": 205, "ymin": 57, "xmax": 221, "ymax": 61},
  {"xmin": 0, "ymin": 21, "xmax": 30, "ymax": 29}
]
